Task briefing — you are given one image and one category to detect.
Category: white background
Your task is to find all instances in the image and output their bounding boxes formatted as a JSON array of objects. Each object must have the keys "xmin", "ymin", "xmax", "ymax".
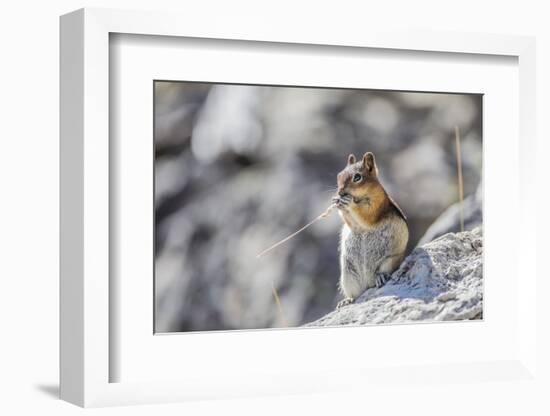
[{"xmin": 1, "ymin": 0, "xmax": 549, "ymax": 415}]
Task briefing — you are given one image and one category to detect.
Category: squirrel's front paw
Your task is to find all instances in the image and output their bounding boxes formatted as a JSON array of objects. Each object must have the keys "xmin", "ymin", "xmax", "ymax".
[
  {"xmin": 375, "ymin": 272, "xmax": 391, "ymax": 288},
  {"xmin": 333, "ymin": 194, "xmax": 353, "ymax": 209},
  {"xmin": 336, "ymin": 297, "xmax": 354, "ymax": 309}
]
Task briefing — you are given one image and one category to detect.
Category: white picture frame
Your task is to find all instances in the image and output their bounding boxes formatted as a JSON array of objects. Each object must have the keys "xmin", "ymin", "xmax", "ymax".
[{"xmin": 60, "ymin": 7, "xmax": 538, "ymax": 408}]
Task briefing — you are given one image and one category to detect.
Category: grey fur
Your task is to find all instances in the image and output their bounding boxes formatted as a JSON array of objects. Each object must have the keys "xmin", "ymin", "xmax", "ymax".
[{"xmin": 338, "ymin": 216, "xmax": 408, "ymax": 307}]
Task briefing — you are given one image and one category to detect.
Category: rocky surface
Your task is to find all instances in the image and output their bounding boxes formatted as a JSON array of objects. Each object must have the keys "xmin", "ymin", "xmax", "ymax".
[
  {"xmin": 305, "ymin": 227, "xmax": 483, "ymax": 327},
  {"xmin": 418, "ymin": 183, "xmax": 482, "ymax": 245}
]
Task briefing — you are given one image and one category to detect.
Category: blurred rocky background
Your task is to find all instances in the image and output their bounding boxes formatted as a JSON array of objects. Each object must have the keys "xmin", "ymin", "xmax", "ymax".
[{"xmin": 154, "ymin": 81, "xmax": 482, "ymax": 333}]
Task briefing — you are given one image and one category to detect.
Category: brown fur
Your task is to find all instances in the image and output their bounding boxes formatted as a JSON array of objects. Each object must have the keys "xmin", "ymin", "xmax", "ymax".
[
  {"xmin": 334, "ymin": 152, "xmax": 410, "ymax": 305},
  {"xmin": 336, "ymin": 152, "xmax": 406, "ymax": 232}
]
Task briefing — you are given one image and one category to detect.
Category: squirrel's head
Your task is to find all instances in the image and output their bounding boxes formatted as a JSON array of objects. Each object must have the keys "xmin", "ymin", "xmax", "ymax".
[{"xmin": 336, "ymin": 152, "xmax": 380, "ymax": 201}]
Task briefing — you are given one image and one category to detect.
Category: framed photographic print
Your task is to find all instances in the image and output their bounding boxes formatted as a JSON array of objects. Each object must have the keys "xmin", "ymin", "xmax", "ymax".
[{"xmin": 60, "ymin": 7, "xmax": 538, "ymax": 408}]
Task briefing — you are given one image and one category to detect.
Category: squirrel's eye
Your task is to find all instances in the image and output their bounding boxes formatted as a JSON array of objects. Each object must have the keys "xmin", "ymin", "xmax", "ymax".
[{"xmin": 352, "ymin": 173, "xmax": 362, "ymax": 183}]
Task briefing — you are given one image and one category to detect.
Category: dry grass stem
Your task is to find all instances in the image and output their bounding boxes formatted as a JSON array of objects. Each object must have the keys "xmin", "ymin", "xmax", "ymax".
[
  {"xmin": 454, "ymin": 126, "xmax": 465, "ymax": 232},
  {"xmin": 256, "ymin": 204, "xmax": 336, "ymax": 258},
  {"xmin": 271, "ymin": 281, "xmax": 288, "ymax": 327}
]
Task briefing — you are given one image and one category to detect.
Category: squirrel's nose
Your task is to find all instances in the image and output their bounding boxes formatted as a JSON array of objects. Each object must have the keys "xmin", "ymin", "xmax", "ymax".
[{"xmin": 338, "ymin": 190, "xmax": 346, "ymax": 197}]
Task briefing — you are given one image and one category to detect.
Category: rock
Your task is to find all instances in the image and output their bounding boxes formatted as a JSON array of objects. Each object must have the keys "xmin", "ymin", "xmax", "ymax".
[
  {"xmin": 305, "ymin": 227, "xmax": 483, "ymax": 327},
  {"xmin": 417, "ymin": 183, "xmax": 482, "ymax": 246}
]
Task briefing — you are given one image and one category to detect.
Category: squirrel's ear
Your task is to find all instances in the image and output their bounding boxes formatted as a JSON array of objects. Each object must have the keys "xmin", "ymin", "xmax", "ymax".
[
  {"xmin": 347, "ymin": 154, "xmax": 356, "ymax": 165},
  {"xmin": 362, "ymin": 152, "xmax": 378, "ymax": 175}
]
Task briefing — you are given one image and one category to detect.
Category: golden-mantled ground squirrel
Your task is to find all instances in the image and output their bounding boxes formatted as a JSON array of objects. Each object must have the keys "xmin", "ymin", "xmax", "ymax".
[{"xmin": 332, "ymin": 152, "xmax": 409, "ymax": 309}]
